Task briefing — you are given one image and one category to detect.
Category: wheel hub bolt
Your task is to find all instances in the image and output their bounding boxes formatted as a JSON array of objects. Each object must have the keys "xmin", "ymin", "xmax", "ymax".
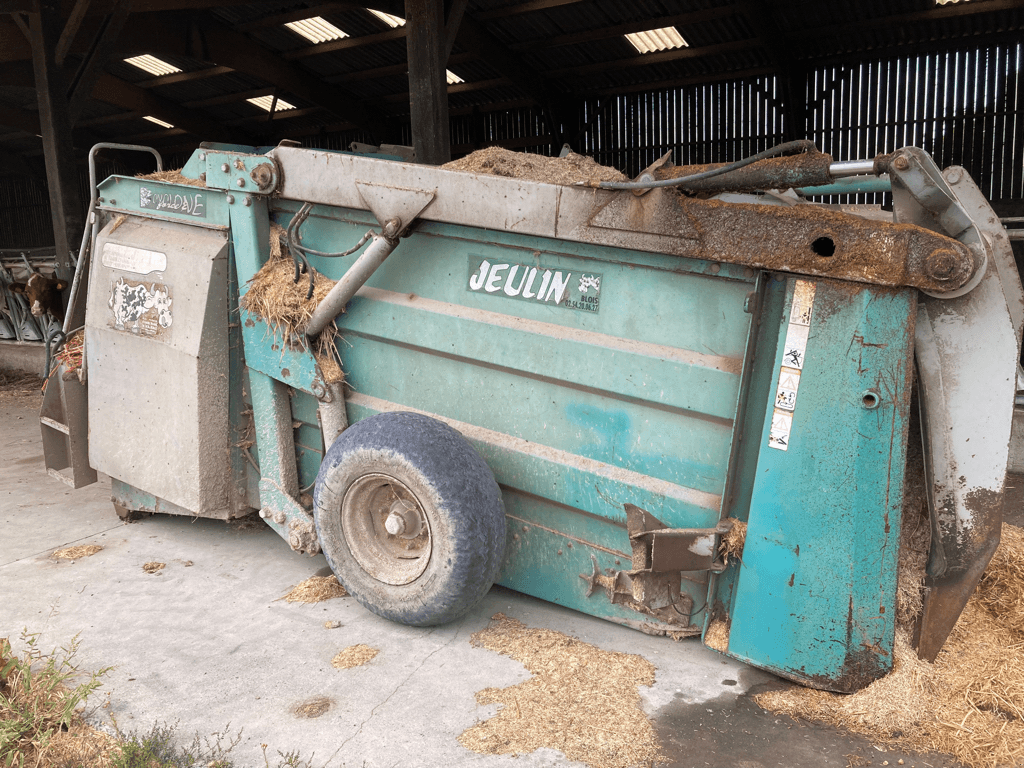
[{"xmin": 384, "ymin": 500, "xmax": 421, "ymax": 538}]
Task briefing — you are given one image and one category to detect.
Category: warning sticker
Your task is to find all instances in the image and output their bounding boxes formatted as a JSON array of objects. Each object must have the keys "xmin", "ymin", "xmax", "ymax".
[
  {"xmin": 768, "ymin": 279, "xmax": 816, "ymax": 452},
  {"xmin": 102, "ymin": 242, "xmax": 167, "ymax": 275}
]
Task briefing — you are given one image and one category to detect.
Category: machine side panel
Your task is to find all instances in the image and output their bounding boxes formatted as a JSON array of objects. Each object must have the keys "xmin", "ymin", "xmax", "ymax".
[
  {"xmin": 723, "ymin": 278, "xmax": 916, "ymax": 691},
  {"xmin": 86, "ymin": 216, "xmax": 231, "ymax": 517}
]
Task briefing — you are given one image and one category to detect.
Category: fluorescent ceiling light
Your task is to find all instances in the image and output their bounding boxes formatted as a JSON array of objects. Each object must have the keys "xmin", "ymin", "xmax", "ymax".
[
  {"xmin": 142, "ymin": 116, "xmax": 174, "ymax": 128},
  {"xmin": 124, "ymin": 55, "xmax": 181, "ymax": 77},
  {"xmin": 247, "ymin": 95, "xmax": 296, "ymax": 112},
  {"xmin": 285, "ymin": 17, "xmax": 348, "ymax": 44},
  {"xmin": 624, "ymin": 26, "xmax": 688, "ymax": 54},
  {"xmin": 446, "ymin": 69, "xmax": 464, "ymax": 85},
  {"xmin": 367, "ymin": 9, "xmax": 405, "ymax": 27}
]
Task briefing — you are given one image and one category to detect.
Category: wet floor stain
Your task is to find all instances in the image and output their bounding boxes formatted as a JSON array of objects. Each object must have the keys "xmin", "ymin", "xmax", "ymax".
[{"xmin": 652, "ymin": 668, "xmax": 961, "ymax": 768}]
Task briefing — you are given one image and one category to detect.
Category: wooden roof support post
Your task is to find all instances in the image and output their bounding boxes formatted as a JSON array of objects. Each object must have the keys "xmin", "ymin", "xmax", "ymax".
[
  {"xmin": 406, "ymin": 0, "xmax": 450, "ymax": 165},
  {"xmin": 29, "ymin": 0, "xmax": 86, "ymax": 285}
]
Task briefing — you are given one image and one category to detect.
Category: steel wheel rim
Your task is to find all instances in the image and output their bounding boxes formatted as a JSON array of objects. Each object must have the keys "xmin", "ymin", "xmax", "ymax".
[{"xmin": 341, "ymin": 473, "xmax": 432, "ymax": 585}]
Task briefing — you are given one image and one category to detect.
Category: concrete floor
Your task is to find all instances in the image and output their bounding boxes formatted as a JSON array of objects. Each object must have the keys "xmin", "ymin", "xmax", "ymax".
[{"xmin": 0, "ymin": 388, "xmax": 959, "ymax": 768}]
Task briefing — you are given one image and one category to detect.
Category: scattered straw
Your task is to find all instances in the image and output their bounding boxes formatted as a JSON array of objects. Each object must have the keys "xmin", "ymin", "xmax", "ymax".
[
  {"xmin": 142, "ymin": 562, "xmax": 165, "ymax": 574},
  {"xmin": 108, "ymin": 214, "xmax": 127, "ymax": 234},
  {"xmin": 704, "ymin": 618, "xmax": 729, "ymax": 653},
  {"xmin": 331, "ymin": 644, "xmax": 378, "ymax": 669},
  {"xmin": 756, "ymin": 523, "xmax": 1024, "ymax": 768},
  {"xmin": 240, "ymin": 223, "xmax": 344, "ymax": 384},
  {"xmin": 279, "ymin": 575, "xmax": 348, "ymax": 603},
  {"xmin": 52, "ymin": 545, "xmax": 102, "ymax": 560},
  {"xmin": 719, "ymin": 518, "xmax": 747, "ymax": 566},
  {"xmin": 442, "ymin": 147, "xmax": 627, "ymax": 186},
  {"xmin": 136, "ymin": 168, "xmax": 205, "ymax": 187},
  {"xmin": 50, "ymin": 329, "xmax": 84, "ymax": 380},
  {"xmin": 459, "ymin": 613, "xmax": 661, "ymax": 768}
]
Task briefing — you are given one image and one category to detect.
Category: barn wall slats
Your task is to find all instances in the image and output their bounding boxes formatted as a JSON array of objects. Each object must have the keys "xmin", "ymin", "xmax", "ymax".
[{"xmin": 1, "ymin": 43, "xmax": 1021, "ymax": 248}]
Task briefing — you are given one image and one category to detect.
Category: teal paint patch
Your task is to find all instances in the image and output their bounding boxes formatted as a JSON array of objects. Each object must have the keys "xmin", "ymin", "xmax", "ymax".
[
  {"xmin": 139, "ymin": 185, "xmax": 208, "ymax": 217},
  {"xmin": 467, "ymin": 255, "xmax": 602, "ymax": 313}
]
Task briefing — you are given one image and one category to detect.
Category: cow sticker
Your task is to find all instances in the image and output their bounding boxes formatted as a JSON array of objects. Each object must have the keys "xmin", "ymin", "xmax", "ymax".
[{"xmin": 109, "ymin": 277, "xmax": 172, "ymax": 335}]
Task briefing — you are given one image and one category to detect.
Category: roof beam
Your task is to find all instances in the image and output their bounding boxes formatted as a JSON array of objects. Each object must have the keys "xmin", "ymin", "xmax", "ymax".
[
  {"xmin": 120, "ymin": 12, "xmax": 388, "ymax": 136},
  {"xmin": 282, "ymin": 26, "xmax": 406, "ymax": 60},
  {"xmin": 135, "ymin": 65, "xmax": 234, "ymax": 88},
  {"xmin": 510, "ymin": 6, "xmax": 739, "ymax": 51},
  {"xmin": 475, "ymin": 0, "xmax": 583, "ymax": 21},
  {"xmin": 549, "ymin": 38, "xmax": 761, "ymax": 79}
]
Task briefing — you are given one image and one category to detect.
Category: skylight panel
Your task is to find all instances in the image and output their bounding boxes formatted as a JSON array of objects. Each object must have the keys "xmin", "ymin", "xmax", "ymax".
[
  {"xmin": 142, "ymin": 116, "xmax": 174, "ymax": 128},
  {"xmin": 124, "ymin": 55, "xmax": 181, "ymax": 77},
  {"xmin": 624, "ymin": 27, "xmax": 688, "ymax": 55},
  {"xmin": 446, "ymin": 70, "xmax": 464, "ymax": 85},
  {"xmin": 247, "ymin": 95, "xmax": 296, "ymax": 112},
  {"xmin": 367, "ymin": 9, "xmax": 405, "ymax": 27},
  {"xmin": 284, "ymin": 17, "xmax": 348, "ymax": 44}
]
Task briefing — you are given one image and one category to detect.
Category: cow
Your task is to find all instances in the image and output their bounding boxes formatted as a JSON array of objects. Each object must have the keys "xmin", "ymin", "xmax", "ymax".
[
  {"xmin": 151, "ymin": 286, "xmax": 173, "ymax": 328},
  {"xmin": 109, "ymin": 278, "xmax": 155, "ymax": 332},
  {"xmin": 9, "ymin": 273, "xmax": 67, "ymax": 324}
]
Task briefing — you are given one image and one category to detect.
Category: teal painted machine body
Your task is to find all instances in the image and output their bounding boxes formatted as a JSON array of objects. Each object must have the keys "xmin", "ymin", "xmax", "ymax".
[{"xmin": 90, "ymin": 147, "xmax": 920, "ymax": 692}]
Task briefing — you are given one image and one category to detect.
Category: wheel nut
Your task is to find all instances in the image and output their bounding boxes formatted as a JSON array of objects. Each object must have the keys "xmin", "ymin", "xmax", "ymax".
[
  {"xmin": 926, "ymin": 248, "xmax": 958, "ymax": 281},
  {"xmin": 384, "ymin": 511, "xmax": 406, "ymax": 536}
]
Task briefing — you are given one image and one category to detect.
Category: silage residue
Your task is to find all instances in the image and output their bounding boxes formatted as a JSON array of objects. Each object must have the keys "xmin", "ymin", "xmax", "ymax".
[
  {"xmin": 719, "ymin": 517, "xmax": 747, "ymax": 567},
  {"xmin": 442, "ymin": 147, "xmax": 626, "ymax": 186},
  {"xmin": 240, "ymin": 222, "xmax": 344, "ymax": 384},
  {"xmin": 52, "ymin": 545, "xmax": 102, "ymax": 560},
  {"xmin": 756, "ymin": 523, "xmax": 1024, "ymax": 768},
  {"xmin": 280, "ymin": 575, "xmax": 348, "ymax": 604},
  {"xmin": 331, "ymin": 644, "xmax": 378, "ymax": 669},
  {"xmin": 459, "ymin": 613, "xmax": 661, "ymax": 768}
]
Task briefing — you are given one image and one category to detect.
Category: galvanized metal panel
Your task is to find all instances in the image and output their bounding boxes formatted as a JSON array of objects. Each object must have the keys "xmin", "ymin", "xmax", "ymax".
[{"xmin": 86, "ymin": 215, "xmax": 232, "ymax": 517}]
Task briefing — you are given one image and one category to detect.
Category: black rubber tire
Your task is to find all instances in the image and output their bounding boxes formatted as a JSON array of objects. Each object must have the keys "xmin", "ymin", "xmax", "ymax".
[{"xmin": 313, "ymin": 411, "xmax": 506, "ymax": 626}]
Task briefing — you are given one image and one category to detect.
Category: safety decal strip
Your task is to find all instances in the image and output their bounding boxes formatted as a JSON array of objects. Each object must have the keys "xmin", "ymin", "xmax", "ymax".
[{"xmin": 768, "ymin": 279, "xmax": 816, "ymax": 451}]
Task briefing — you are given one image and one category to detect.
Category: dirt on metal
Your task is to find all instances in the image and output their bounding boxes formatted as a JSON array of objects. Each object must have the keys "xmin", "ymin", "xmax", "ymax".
[
  {"xmin": 52, "ymin": 545, "xmax": 102, "ymax": 560},
  {"xmin": 330, "ymin": 644, "xmax": 378, "ymax": 669},
  {"xmin": 653, "ymin": 151, "xmax": 833, "ymax": 192},
  {"xmin": 442, "ymin": 147, "xmax": 626, "ymax": 186},
  {"xmin": 279, "ymin": 575, "xmax": 348, "ymax": 603},
  {"xmin": 459, "ymin": 613, "xmax": 661, "ymax": 768},
  {"xmin": 240, "ymin": 222, "xmax": 344, "ymax": 384}
]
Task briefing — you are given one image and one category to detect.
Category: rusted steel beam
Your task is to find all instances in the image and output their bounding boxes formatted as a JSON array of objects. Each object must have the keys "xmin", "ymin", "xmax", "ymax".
[{"xmin": 679, "ymin": 195, "xmax": 976, "ymax": 294}]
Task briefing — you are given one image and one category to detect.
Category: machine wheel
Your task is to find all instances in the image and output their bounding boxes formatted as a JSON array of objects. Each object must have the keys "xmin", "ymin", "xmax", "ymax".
[{"xmin": 313, "ymin": 411, "xmax": 506, "ymax": 626}]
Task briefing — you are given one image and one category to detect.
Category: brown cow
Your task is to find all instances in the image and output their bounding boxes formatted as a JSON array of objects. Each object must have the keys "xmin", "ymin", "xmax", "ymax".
[{"xmin": 9, "ymin": 273, "xmax": 67, "ymax": 324}]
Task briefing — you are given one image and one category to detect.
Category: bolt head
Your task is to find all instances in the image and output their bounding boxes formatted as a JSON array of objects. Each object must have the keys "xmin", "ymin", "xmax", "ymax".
[
  {"xmin": 384, "ymin": 512, "xmax": 406, "ymax": 536},
  {"xmin": 946, "ymin": 168, "xmax": 963, "ymax": 184},
  {"xmin": 236, "ymin": 178, "xmax": 245, "ymax": 188},
  {"xmin": 198, "ymin": 153, "xmax": 206, "ymax": 161},
  {"xmin": 926, "ymin": 248, "xmax": 958, "ymax": 281},
  {"xmin": 226, "ymin": 194, "xmax": 234, "ymax": 204},
  {"xmin": 221, "ymin": 163, "xmax": 229, "ymax": 172},
  {"xmin": 243, "ymin": 196, "xmax": 252, "ymax": 207},
  {"xmin": 273, "ymin": 511, "xmax": 286, "ymax": 524},
  {"xmin": 893, "ymin": 155, "xmax": 910, "ymax": 171}
]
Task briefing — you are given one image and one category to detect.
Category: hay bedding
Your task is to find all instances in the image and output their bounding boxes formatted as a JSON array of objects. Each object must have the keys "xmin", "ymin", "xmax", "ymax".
[
  {"xmin": 331, "ymin": 644, "xmax": 378, "ymax": 669},
  {"xmin": 240, "ymin": 223, "xmax": 344, "ymax": 384},
  {"xmin": 52, "ymin": 544, "xmax": 102, "ymax": 560},
  {"xmin": 279, "ymin": 574, "xmax": 348, "ymax": 603},
  {"xmin": 442, "ymin": 146, "xmax": 627, "ymax": 186},
  {"xmin": 136, "ymin": 168, "xmax": 205, "ymax": 187},
  {"xmin": 459, "ymin": 613, "xmax": 662, "ymax": 768}
]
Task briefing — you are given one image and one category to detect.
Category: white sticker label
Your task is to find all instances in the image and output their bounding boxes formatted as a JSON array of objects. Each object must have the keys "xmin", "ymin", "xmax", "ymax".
[
  {"xmin": 769, "ymin": 279, "xmax": 817, "ymax": 452},
  {"xmin": 782, "ymin": 323, "xmax": 809, "ymax": 370},
  {"xmin": 769, "ymin": 409, "xmax": 793, "ymax": 450},
  {"xmin": 109, "ymin": 277, "xmax": 172, "ymax": 335},
  {"xmin": 102, "ymin": 243, "xmax": 167, "ymax": 275},
  {"xmin": 774, "ymin": 367, "xmax": 801, "ymax": 412}
]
